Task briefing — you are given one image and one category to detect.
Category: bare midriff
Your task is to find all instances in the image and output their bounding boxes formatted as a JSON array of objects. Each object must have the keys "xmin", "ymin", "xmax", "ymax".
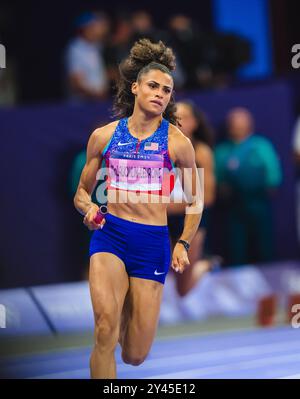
[{"xmin": 107, "ymin": 190, "xmax": 169, "ymax": 225}]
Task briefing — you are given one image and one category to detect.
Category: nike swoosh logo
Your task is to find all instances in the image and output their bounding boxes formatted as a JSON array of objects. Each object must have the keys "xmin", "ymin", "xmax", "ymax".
[
  {"xmin": 117, "ymin": 142, "xmax": 131, "ymax": 146},
  {"xmin": 154, "ymin": 270, "xmax": 165, "ymax": 275}
]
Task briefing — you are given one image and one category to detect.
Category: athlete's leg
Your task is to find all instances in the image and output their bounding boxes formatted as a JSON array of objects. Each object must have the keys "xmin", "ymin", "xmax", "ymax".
[
  {"xmin": 227, "ymin": 207, "xmax": 248, "ymax": 265},
  {"xmin": 120, "ymin": 277, "xmax": 164, "ymax": 366},
  {"xmin": 89, "ymin": 252, "xmax": 129, "ymax": 378},
  {"xmin": 175, "ymin": 229, "xmax": 212, "ymax": 296}
]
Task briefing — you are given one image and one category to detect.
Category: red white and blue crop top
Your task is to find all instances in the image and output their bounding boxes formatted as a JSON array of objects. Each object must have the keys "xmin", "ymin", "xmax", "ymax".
[{"xmin": 101, "ymin": 117, "xmax": 176, "ymax": 197}]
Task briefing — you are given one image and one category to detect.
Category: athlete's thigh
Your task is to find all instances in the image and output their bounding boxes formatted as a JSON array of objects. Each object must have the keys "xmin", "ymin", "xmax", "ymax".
[
  {"xmin": 124, "ymin": 277, "xmax": 164, "ymax": 349},
  {"xmin": 89, "ymin": 252, "xmax": 129, "ymax": 324}
]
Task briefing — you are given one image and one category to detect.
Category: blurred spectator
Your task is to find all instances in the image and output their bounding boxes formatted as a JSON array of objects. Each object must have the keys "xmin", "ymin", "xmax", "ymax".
[
  {"xmin": 103, "ymin": 10, "xmax": 187, "ymax": 91},
  {"xmin": 292, "ymin": 112, "xmax": 300, "ymax": 245},
  {"xmin": 167, "ymin": 14, "xmax": 216, "ymax": 90},
  {"xmin": 130, "ymin": 10, "xmax": 169, "ymax": 44},
  {"xmin": 129, "ymin": 11, "xmax": 186, "ymax": 89},
  {"xmin": 0, "ymin": 40, "xmax": 16, "ymax": 106},
  {"xmin": 167, "ymin": 14, "xmax": 251, "ymax": 90},
  {"xmin": 103, "ymin": 14, "xmax": 133, "ymax": 92},
  {"xmin": 214, "ymin": 108, "xmax": 282, "ymax": 265},
  {"xmin": 168, "ymin": 100, "xmax": 218, "ymax": 296},
  {"xmin": 60, "ymin": 10, "xmax": 252, "ymax": 99},
  {"xmin": 211, "ymin": 32, "xmax": 252, "ymax": 88},
  {"xmin": 0, "ymin": 71, "xmax": 16, "ymax": 105},
  {"xmin": 64, "ymin": 11, "xmax": 110, "ymax": 102},
  {"xmin": 0, "ymin": 68, "xmax": 13, "ymax": 106},
  {"xmin": 69, "ymin": 150, "xmax": 90, "ymax": 279}
]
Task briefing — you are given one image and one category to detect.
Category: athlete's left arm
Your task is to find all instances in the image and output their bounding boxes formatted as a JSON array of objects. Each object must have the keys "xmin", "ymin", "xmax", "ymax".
[{"xmin": 171, "ymin": 130, "xmax": 204, "ymax": 273}]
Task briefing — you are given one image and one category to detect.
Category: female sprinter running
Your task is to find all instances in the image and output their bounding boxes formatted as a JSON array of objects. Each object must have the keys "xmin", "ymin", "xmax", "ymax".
[
  {"xmin": 74, "ymin": 39, "xmax": 202, "ymax": 379},
  {"xmin": 168, "ymin": 100, "xmax": 217, "ymax": 296}
]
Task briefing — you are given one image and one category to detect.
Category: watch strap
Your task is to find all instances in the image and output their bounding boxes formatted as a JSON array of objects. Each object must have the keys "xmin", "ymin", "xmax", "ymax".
[{"xmin": 177, "ymin": 239, "xmax": 190, "ymax": 252}]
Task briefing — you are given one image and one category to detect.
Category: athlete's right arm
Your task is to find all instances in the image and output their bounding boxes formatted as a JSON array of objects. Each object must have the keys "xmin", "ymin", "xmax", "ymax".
[{"xmin": 73, "ymin": 121, "xmax": 117, "ymax": 230}]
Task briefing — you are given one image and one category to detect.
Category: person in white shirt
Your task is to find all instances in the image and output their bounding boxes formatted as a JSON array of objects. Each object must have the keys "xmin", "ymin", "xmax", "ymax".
[{"xmin": 65, "ymin": 12, "xmax": 110, "ymax": 102}]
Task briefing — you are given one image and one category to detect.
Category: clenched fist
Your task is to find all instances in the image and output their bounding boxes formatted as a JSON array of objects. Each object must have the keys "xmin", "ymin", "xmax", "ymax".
[
  {"xmin": 171, "ymin": 243, "xmax": 190, "ymax": 274},
  {"xmin": 83, "ymin": 204, "xmax": 106, "ymax": 231}
]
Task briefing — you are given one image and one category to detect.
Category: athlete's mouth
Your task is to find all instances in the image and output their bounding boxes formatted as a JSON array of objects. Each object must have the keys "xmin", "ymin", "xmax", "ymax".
[{"xmin": 150, "ymin": 100, "xmax": 163, "ymax": 106}]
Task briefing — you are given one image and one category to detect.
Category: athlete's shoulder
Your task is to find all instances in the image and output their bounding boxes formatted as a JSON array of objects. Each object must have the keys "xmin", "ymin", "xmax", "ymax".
[
  {"xmin": 92, "ymin": 120, "xmax": 120, "ymax": 141},
  {"xmin": 87, "ymin": 120, "xmax": 120, "ymax": 157},
  {"xmin": 90, "ymin": 120, "xmax": 119, "ymax": 149},
  {"xmin": 168, "ymin": 123, "xmax": 193, "ymax": 150},
  {"xmin": 168, "ymin": 123, "xmax": 194, "ymax": 165},
  {"xmin": 168, "ymin": 122, "xmax": 190, "ymax": 142}
]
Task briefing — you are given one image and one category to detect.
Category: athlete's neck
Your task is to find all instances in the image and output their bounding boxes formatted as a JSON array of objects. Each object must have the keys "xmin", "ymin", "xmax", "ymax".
[{"xmin": 128, "ymin": 110, "xmax": 162, "ymax": 139}]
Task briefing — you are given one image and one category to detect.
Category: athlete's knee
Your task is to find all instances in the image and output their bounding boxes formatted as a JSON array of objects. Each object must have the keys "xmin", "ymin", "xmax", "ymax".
[
  {"xmin": 176, "ymin": 278, "xmax": 189, "ymax": 297},
  {"xmin": 94, "ymin": 310, "xmax": 119, "ymax": 349},
  {"xmin": 121, "ymin": 348, "xmax": 148, "ymax": 366},
  {"xmin": 177, "ymin": 286, "xmax": 189, "ymax": 297}
]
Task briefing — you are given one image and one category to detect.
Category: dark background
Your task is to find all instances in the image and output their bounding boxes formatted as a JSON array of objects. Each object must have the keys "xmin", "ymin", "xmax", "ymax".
[
  {"xmin": 0, "ymin": 0, "xmax": 300, "ymax": 104},
  {"xmin": 0, "ymin": 0, "xmax": 299, "ymax": 288},
  {"xmin": 0, "ymin": 0, "xmax": 213, "ymax": 103}
]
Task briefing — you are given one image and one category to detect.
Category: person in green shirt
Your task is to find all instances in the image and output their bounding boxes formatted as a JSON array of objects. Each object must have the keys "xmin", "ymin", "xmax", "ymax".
[{"xmin": 214, "ymin": 107, "xmax": 282, "ymax": 265}]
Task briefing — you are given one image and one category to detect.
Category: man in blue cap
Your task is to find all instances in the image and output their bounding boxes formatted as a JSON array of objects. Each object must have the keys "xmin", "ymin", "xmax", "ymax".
[{"xmin": 65, "ymin": 12, "xmax": 110, "ymax": 102}]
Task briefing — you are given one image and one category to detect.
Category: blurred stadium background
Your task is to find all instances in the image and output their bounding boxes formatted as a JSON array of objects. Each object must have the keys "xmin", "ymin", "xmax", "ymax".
[{"xmin": 1, "ymin": 0, "xmax": 300, "ymax": 379}]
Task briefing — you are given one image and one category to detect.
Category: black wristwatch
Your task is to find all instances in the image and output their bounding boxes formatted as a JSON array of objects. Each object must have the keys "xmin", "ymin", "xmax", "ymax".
[{"xmin": 177, "ymin": 239, "xmax": 190, "ymax": 252}]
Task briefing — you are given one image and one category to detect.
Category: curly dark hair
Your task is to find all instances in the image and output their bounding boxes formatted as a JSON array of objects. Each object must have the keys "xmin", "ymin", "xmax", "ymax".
[{"xmin": 112, "ymin": 38, "xmax": 178, "ymax": 125}]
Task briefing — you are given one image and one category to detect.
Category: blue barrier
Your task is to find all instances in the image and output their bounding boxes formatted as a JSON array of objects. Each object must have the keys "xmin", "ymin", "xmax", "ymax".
[
  {"xmin": 29, "ymin": 282, "xmax": 94, "ymax": 334},
  {"xmin": 0, "ymin": 288, "xmax": 51, "ymax": 336}
]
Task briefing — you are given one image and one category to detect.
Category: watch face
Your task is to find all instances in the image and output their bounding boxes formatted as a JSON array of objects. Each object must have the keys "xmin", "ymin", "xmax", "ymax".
[{"xmin": 178, "ymin": 240, "xmax": 189, "ymax": 251}]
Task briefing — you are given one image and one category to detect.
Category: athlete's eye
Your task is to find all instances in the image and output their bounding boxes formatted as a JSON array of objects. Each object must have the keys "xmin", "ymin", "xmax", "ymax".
[
  {"xmin": 148, "ymin": 83, "xmax": 156, "ymax": 89},
  {"xmin": 164, "ymin": 88, "xmax": 171, "ymax": 94}
]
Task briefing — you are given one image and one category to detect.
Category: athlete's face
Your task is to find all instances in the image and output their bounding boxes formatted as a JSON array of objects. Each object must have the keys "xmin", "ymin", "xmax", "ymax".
[
  {"xmin": 132, "ymin": 69, "xmax": 173, "ymax": 116},
  {"xmin": 227, "ymin": 109, "xmax": 253, "ymax": 142},
  {"xmin": 175, "ymin": 103, "xmax": 197, "ymax": 139}
]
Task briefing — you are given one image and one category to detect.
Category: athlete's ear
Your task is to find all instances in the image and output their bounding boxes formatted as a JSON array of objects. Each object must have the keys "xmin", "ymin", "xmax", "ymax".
[{"xmin": 131, "ymin": 81, "xmax": 138, "ymax": 96}]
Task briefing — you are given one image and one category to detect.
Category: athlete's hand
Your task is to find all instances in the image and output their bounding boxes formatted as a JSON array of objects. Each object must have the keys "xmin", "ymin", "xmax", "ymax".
[
  {"xmin": 171, "ymin": 244, "xmax": 190, "ymax": 274},
  {"xmin": 83, "ymin": 204, "xmax": 106, "ymax": 231}
]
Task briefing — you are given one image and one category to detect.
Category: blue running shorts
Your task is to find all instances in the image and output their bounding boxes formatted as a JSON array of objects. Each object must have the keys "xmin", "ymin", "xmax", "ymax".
[{"xmin": 89, "ymin": 213, "xmax": 171, "ymax": 284}]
